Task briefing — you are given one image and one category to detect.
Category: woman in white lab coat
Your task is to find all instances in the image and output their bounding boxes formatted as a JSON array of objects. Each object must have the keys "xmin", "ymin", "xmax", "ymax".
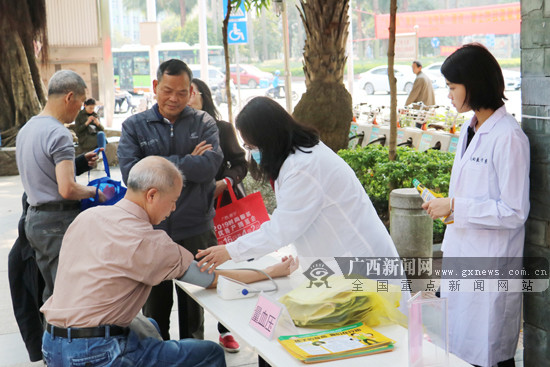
[
  {"xmin": 422, "ymin": 44, "xmax": 529, "ymax": 367},
  {"xmin": 195, "ymin": 96, "xmax": 401, "ymax": 273}
]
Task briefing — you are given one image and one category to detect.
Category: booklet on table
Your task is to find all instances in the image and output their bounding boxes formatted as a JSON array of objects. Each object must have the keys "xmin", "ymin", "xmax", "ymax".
[{"xmin": 278, "ymin": 322, "xmax": 395, "ymax": 364}]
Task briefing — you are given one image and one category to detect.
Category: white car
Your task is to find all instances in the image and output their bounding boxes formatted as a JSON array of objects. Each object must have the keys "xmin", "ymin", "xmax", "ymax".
[
  {"xmin": 188, "ymin": 65, "xmax": 226, "ymax": 90},
  {"xmin": 188, "ymin": 64, "xmax": 237, "ymax": 104},
  {"xmin": 358, "ymin": 65, "xmax": 416, "ymax": 95},
  {"xmin": 423, "ymin": 62, "xmax": 446, "ymax": 89},
  {"xmin": 502, "ymin": 69, "xmax": 521, "ymax": 90}
]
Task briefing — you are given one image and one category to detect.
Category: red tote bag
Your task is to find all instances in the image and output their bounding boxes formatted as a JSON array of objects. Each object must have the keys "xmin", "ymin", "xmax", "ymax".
[{"xmin": 214, "ymin": 179, "xmax": 270, "ymax": 244}]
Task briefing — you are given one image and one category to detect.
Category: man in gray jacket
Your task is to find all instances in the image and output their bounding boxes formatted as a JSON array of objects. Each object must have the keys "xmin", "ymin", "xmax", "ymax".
[
  {"xmin": 118, "ymin": 59, "xmax": 223, "ymax": 341},
  {"xmin": 405, "ymin": 60, "xmax": 435, "ymax": 107}
]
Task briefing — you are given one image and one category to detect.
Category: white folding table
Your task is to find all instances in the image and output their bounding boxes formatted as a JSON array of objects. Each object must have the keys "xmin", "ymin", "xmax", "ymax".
[{"xmin": 175, "ymin": 254, "xmax": 471, "ymax": 367}]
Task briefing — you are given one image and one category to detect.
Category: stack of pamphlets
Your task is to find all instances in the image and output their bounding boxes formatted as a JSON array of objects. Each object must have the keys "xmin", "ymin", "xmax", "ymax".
[{"xmin": 278, "ymin": 322, "xmax": 395, "ymax": 363}]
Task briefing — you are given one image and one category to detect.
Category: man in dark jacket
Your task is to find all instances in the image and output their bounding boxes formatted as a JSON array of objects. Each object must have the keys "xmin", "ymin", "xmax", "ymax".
[
  {"xmin": 8, "ymin": 193, "xmax": 44, "ymax": 362},
  {"xmin": 74, "ymin": 98, "xmax": 105, "ymax": 154},
  {"xmin": 117, "ymin": 59, "xmax": 223, "ymax": 341}
]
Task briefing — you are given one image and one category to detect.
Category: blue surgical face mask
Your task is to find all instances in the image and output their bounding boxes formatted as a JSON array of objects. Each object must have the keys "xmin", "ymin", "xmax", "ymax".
[{"xmin": 250, "ymin": 149, "xmax": 262, "ymax": 164}]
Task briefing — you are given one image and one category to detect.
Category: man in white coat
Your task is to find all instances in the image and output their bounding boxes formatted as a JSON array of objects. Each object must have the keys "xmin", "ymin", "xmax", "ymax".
[{"xmin": 422, "ymin": 44, "xmax": 529, "ymax": 367}]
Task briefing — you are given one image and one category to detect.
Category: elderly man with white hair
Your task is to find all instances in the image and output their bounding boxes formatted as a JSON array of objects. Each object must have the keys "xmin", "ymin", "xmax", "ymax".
[{"xmin": 40, "ymin": 156, "xmax": 297, "ymax": 366}]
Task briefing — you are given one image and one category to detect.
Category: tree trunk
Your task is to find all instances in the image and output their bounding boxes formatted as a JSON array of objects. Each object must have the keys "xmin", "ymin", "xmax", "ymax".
[
  {"xmin": 0, "ymin": 24, "xmax": 45, "ymax": 147},
  {"xmin": 294, "ymin": 81, "xmax": 352, "ymax": 150},
  {"xmin": 387, "ymin": 0, "xmax": 397, "ymax": 162},
  {"xmin": 222, "ymin": 1, "xmax": 233, "ymax": 123},
  {"xmin": 293, "ymin": 0, "xmax": 352, "ymax": 152}
]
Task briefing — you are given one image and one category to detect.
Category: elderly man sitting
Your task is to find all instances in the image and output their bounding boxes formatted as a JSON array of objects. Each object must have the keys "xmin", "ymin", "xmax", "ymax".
[{"xmin": 40, "ymin": 156, "xmax": 297, "ymax": 366}]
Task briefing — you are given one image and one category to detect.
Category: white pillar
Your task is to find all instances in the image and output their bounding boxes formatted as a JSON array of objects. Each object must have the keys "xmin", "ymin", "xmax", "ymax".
[
  {"xmin": 199, "ymin": 0, "xmax": 209, "ymax": 85},
  {"xmin": 99, "ymin": 0, "xmax": 114, "ymax": 127},
  {"xmin": 282, "ymin": 0, "xmax": 292, "ymax": 113},
  {"xmin": 146, "ymin": 0, "xmax": 156, "ymax": 20},
  {"xmin": 146, "ymin": 0, "xmax": 159, "ymax": 85}
]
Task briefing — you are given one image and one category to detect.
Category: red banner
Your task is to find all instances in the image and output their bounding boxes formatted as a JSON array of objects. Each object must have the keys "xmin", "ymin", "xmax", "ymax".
[{"xmin": 374, "ymin": 3, "xmax": 520, "ymax": 39}]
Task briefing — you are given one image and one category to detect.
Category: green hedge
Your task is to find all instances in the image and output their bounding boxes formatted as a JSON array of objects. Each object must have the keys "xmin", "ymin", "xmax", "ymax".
[{"xmin": 338, "ymin": 145, "xmax": 455, "ymax": 242}]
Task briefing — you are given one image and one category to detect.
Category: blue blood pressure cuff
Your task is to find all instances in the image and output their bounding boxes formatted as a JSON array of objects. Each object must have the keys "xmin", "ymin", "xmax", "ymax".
[{"xmin": 178, "ymin": 261, "xmax": 215, "ymax": 288}]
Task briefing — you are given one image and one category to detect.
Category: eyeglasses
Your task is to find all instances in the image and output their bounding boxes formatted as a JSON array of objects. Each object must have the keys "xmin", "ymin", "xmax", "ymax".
[{"xmin": 190, "ymin": 91, "xmax": 202, "ymax": 97}]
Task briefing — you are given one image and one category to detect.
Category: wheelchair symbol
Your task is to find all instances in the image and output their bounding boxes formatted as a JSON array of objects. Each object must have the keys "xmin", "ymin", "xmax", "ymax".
[{"xmin": 228, "ymin": 23, "xmax": 245, "ymax": 42}]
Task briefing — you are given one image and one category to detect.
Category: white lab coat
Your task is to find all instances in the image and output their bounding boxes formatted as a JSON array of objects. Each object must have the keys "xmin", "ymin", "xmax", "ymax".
[
  {"xmin": 226, "ymin": 142, "xmax": 400, "ymax": 262},
  {"xmin": 226, "ymin": 142, "xmax": 410, "ymax": 315},
  {"xmin": 441, "ymin": 106, "xmax": 530, "ymax": 367}
]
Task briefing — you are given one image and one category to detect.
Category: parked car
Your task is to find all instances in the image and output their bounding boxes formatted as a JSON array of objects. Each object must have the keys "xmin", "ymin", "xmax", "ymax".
[
  {"xmin": 502, "ymin": 69, "xmax": 521, "ymax": 90},
  {"xmin": 230, "ymin": 64, "xmax": 273, "ymax": 89},
  {"xmin": 357, "ymin": 65, "xmax": 416, "ymax": 95},
  {"xmin": 188, "ymin": 64, "xmax": 225, "ymax": 91},
  {"xmin": 188, "ymin": 64, "xmax": 237, "ymax": 104},
  {"xmin": 423, "ymin": 62, "xmax": 446, "ymax": 89}
]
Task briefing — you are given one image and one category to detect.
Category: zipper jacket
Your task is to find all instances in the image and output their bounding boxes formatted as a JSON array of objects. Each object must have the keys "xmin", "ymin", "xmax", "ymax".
[{"xmin": 118, "ymin": 104, "xmax": 223, "ymax": 240}]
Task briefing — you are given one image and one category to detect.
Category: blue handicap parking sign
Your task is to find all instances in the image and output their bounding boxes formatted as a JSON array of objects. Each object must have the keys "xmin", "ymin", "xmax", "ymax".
[{"xmin": 228, "ymin": 20, "xmax": 248, "ymax": 45}]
